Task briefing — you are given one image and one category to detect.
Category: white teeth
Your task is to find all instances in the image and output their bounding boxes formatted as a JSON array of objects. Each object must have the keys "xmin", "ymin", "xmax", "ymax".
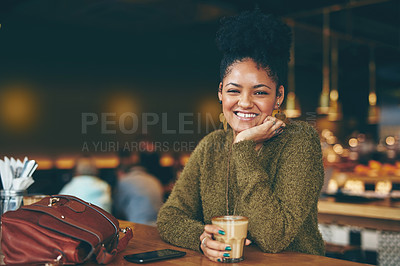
[{"xmin": 236, "ymin": 112, "xmax": 256, "ymax": 118}]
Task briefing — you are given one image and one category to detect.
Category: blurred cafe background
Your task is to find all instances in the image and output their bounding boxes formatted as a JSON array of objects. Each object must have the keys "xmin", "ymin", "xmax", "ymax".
[{"xmin": 0, "ymin": 0, "xmax": 399, "ymax": 265}]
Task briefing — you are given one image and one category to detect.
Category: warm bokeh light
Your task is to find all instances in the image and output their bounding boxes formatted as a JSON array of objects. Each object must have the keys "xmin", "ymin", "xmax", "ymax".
[
  {"xmin": 328, "ymin": 100, "xmax": 342, "ymax": 121},
  {"xmin": 333, "ymin": 144, "xmax": 343, "ymax": 155},
  {"xmin": 326, "ymin": 136, "xmax": 336, "ymax": 145},
  {"xmin": 368, "ymin": 92, "xmax": 377, "ymax": 106},
  {"xmin": 94, "ymin": 157, "xmax": 119, "ymax": 168},
  {"xmin": 160, "ymin": 154, "xmax": 175, "ymax": 167},
  {"xmin": 330, "ymin": 90, "xmax": 339, "ymax": 101},
  {"xmin": 35, "ymin": 158, "xmax": 54, "ymax": 170},
  {"xmin": 385, "ymin": 136, "xmax": 395, "ymax": 146},
  {"xmin": 327, "ymin": 179, "xmax": 338, "ymax": 194},
  {"xmin": 55, "ymin": 156, "xmax": 120, "ymax": 169},
  {"xmin": 317, "ymin": 92, "xmax": 330, "ymax": 115},
  {"xmin": 107, "ymin": 93, "xmax": 138, "ymax": 115},
  {"xmin": 326, "ymin": 151, "xmax": 337, "ymax": 163},
  {"xmin": 55, "ymin": 158, "xmax": 75, "ymax": 169},
  {"xmin": 375, "ymin": 181, "xmax": 392, "ymax": 194},
  {"xmin": 349, "ymin": 138, "xmax": 358, "ymax": 148},
  {"xmin": 103, "ymin": 91, "xmax": 140, "ymax": 132},
  {"xmin": 284, "ymin": 92, "xmax": 301, "ymax": 118},
  {"xmin": 0, "ymin": 85, "xmax": 40, "ymax": 133},
  {"xmin": 344, "ymin": 179, "xmax": 365, "ymax": 194},
  {"xmin": 179, "ymin": 154, "xmax": 190, "ymax": 166},
  {"xmin": 321, "ymin": 129, "xmax": 333, "ymax": 139},
  {"xmin": 335, "ymin": 172, "xmax": 348, "ymax": 187}
]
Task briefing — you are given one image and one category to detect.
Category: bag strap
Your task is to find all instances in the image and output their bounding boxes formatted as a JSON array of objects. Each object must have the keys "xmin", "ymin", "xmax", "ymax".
[{"xmin": 96, "ymin": 227, "xmax": 133, "ymax": 264}]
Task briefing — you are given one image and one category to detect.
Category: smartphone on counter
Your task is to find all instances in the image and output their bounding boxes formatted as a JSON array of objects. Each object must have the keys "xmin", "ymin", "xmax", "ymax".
[{"xmin": 124, "ymin": 249, "xmax": 186, "ymax": 263}]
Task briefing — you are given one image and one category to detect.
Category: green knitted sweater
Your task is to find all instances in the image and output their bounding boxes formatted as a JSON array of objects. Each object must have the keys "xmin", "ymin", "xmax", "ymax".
[{"xmin": 157, "ymin": 121, "xmax": 325, "ymax": 255}]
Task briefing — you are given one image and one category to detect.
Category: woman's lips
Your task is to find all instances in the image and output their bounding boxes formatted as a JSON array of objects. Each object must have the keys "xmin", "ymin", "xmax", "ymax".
[{"xmin": 233, "ymin": 111, "xmax": 259, "ymax": 120}]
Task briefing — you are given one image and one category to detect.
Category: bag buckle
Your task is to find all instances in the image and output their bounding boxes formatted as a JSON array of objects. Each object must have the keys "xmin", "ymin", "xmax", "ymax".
[
  {"xmin": 48, "ymin": 197, "xmax": 60, "ymax": 207},
  {"xmin": 119, "ymin": 227, "xmax": 131, "ymax": 234}
]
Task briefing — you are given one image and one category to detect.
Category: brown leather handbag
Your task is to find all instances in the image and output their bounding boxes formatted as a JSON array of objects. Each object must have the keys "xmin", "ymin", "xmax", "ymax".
[{"xmin": 1, "ymin": 195, "xmax": 133, "ymax": 265}]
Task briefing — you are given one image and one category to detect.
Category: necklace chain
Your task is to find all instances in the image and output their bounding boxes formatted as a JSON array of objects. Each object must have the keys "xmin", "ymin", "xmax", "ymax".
[{"xmin": 225, "ymin": 143, "xmax": 232, "ymax": 216}]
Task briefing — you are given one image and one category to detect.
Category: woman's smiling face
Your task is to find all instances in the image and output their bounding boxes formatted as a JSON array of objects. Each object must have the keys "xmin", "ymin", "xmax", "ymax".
[{"xmin": 218, "ymin": 59, "xmax": 284, "ymax": 135}]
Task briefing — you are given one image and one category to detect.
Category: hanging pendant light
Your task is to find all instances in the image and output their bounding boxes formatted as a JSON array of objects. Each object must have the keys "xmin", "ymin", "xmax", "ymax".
[
  {"xmin": 368, "ymin": 46, "xmax": 379, "ymax": 124},
  {"xmin": 317, "ymin": 10, "xmax": 330, "ymax": 115},
  {"xmin": 328, "ymin": 36, "xmax": 342, "ymax": 121},
  {"xmin": 285, "ymin": 19, "xmax": 301, "ymax": 118}
]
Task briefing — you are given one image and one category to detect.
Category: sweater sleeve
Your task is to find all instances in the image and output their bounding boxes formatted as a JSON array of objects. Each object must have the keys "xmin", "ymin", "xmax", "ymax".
[
  {"xmin": 232, "ymin": 127, "xmax": 324, "ymax": 253},
  {"xmin": 156, "ymin": 139, "xmax": 206, "ymax": 252}
]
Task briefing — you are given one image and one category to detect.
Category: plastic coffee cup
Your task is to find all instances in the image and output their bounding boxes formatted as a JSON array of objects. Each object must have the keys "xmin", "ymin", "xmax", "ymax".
[{"xmin": 211, "ymin": 215, "xmax": 248, "ymax": 263}]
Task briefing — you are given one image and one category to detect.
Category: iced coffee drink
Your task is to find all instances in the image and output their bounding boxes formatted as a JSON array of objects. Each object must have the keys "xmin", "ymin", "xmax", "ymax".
[{"xmin": 211, "ymin": 216, "xmax": 248, "ymax": 263}]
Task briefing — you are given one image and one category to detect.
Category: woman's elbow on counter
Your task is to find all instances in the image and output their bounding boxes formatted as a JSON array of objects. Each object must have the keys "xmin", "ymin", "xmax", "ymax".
[
  {"xmin": 254, "ymin": 236, "xmax": 292, "ymax": 254},
  {"xmin": 258, "ymin": 243, "xmax": 286, "ymax": 254}
]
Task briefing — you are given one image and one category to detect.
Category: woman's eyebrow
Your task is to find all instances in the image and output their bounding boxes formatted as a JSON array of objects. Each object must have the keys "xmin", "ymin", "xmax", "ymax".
[
  {"xmin": 226, "ymin": 82, "xmax": 242, "ymax": 88},
  {"xmin": 226, "ymin": 83, "xmax": 273, "ymax": 90},
  {"xmin": 253, "ymin": 84, "xmax": 273, "ymax": 90}
]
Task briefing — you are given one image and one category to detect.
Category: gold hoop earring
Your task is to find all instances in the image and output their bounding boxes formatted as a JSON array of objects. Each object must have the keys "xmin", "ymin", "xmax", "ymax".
[
  {"xmin": 219, "ymin": 113, "xmax": 228, "ymax": 131},
  {"xmin": 274, "ymin": 102, "xmax": 287, "ymax": 121}
]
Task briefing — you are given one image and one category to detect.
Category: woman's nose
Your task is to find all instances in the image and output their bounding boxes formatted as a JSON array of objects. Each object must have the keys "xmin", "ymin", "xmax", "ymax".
[{"xmin": 238, "ymin": 93, "xmax": 253, "ymax": 109}]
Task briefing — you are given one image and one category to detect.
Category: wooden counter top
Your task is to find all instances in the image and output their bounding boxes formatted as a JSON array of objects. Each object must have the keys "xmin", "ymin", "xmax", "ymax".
[
  {"xmin": 318, "ymin": 199, "xmax": 400, "ymax": 231},
  {"xmin": 319, "ymin": 200, "xmax": 400, "ymax": 221},
  {"xmin": 84, "ymin": 221, "xmax": 367, "ymax": 266}
]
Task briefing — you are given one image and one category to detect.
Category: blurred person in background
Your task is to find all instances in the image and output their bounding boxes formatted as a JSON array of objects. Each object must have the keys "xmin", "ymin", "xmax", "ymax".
[
  {"xmin": 113, "ymin": 145, "xmax": 164, "ymax": 225},
  {"xmin": 59, "ymin": 156, "xmax": 112, "ymax": 212}
]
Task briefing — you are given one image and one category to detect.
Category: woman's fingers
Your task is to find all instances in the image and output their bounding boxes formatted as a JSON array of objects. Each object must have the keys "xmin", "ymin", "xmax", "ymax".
[
  {"xmin": 200, "ymin": 226, "xmax": 253, "ymax": 263},
  {"xmin": 234, "ymin": 115, "xmax": 286, "ymax": 144},
  {"xmin": 263, "ymin": 116, "xmax": 286, "ymax": 129},
  {"xmin": 203, "ymin": 238, "xmax": 230, "ymax": 260},
  {"xmin": 201, "ymin": 225, "xmax": 232, "ymax": 262},
  {"xmin": 272, "ymin": 120, "xmax": 285, "ymax": 134},
  {"xmin": 245, "ymin": 239, "xmax": 252, "ymax": 246},
  {"xmin": 201, "ymin": 226, "xmax": 230, "ymax": 251},
  {"xmin": 259, "ymin": 117, "xmax": 285, "ymax": 139},
  {"xmin": 203, "ymin": 236, "xmax": 229, "ymax": 251},
  {"xmin": 200, "ymin": 232, "xmax": 213, "ymax": 253},
  {"xmin": 200, "ymin": 231, "xmax": 213, "ymax": 240},
  {"xmin": 204, "ymin": 224, "xmax": 225, "ymax": 236}
]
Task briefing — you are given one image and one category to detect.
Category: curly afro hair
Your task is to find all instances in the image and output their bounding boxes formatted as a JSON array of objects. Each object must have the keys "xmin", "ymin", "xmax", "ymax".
[{"xmin": 216, "ymin": 9, "xmax": 292, "ymax": 91}]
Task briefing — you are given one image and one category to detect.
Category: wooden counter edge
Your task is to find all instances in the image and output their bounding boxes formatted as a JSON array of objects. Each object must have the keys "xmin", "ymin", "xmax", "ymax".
[{"xmin": 318, "ymin": 201, "xmax": 400, "ymax": 221}]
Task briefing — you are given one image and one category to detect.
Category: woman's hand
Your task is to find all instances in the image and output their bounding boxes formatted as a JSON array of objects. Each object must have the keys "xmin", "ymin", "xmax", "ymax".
[
  {"xmin": 234, "ymin": 116, "xmax": 285, "ymax": 145},
  {"xmin": 200, "ymin": 224, "xmax": 251, "ymax": 262}
]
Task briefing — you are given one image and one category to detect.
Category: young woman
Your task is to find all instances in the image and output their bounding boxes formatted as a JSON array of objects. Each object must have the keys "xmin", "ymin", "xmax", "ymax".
[{"xmin": 157, "ymin": 9, "xmax": 325, "ymax": 262}]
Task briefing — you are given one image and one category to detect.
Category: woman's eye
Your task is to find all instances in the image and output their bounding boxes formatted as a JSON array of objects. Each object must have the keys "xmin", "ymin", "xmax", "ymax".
[
  {"xmin": 227, "ymin": 89, "xmax": 240, "ymax": 93},
  {"xmin": 255, "ymin": 91, "xmax": 268, "ymax": 95}
]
